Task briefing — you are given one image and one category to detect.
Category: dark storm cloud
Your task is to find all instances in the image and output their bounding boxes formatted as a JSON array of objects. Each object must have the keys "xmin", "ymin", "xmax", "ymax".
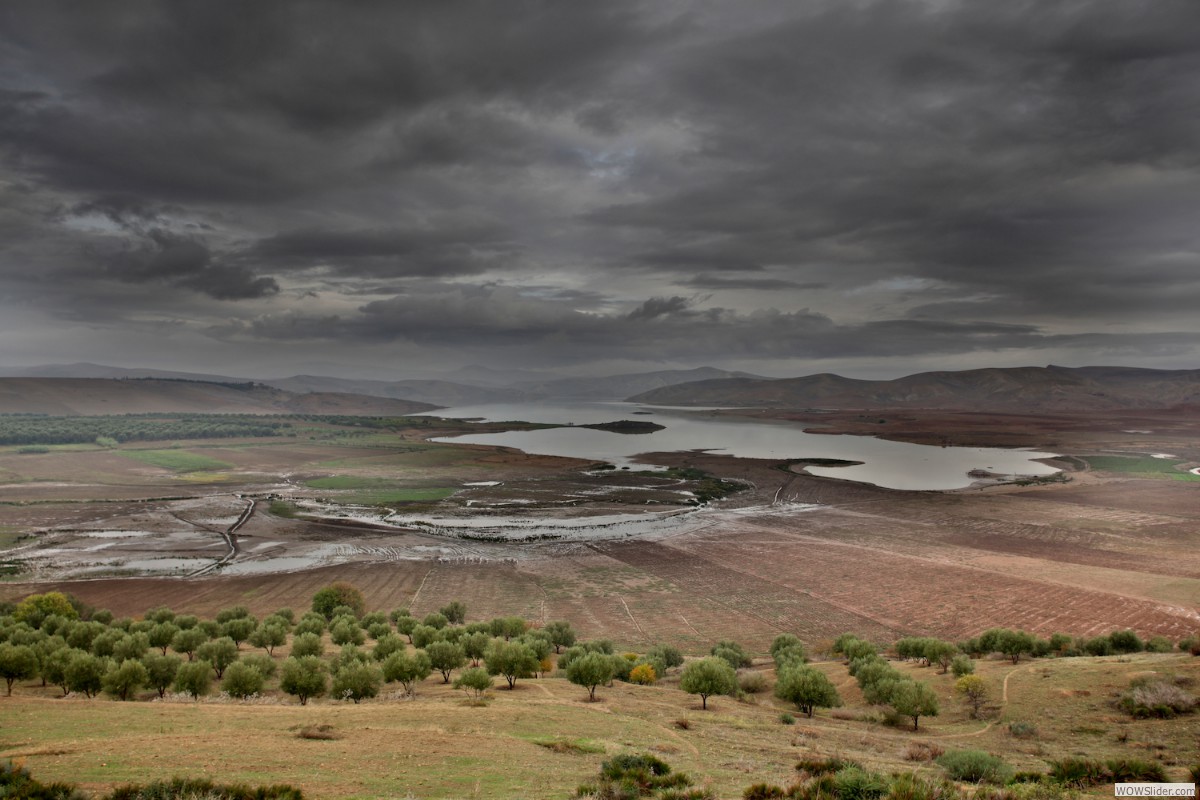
[{"xmin": 1, "ymin": 0, "xmax": 1199, "ymax": 373}]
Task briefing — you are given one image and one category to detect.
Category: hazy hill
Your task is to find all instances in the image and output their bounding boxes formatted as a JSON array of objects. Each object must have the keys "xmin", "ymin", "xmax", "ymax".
[
  {"xmin": 0, "ymin": 378, "xmax": 438, "ymax": 416},
  {"xmin": 263, "ymin": 375, "xmax": 531, "ymax": 406},
  {"xmin": 628, "ymin": 365, "xmax": 1200, "ymax": 411},
  {"xmin": 518, "ymin": 367, "xmax": 765, "ymax": 400}
]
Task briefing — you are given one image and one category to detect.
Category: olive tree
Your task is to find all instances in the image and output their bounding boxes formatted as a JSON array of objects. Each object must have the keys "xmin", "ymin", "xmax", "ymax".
[
  {"xmin": 381, "ymin": 650, "xmax": 432, "ymax": 696},
  {"xmin": 248, "ymin": 623, "xmax": 288, "ymax": 655},
  {"xmin": 0, "ymin": 643, "xmax": 38, "ymax": 695},
  {"xmin": 774, "ymin": 665, "xmax": 841, "ymax": 718},
  {"xmin": 955, "ymin": 675, "xmax": 990, "ymax": 718},
  {"xmin": 679, "ymin": 657, "xmax": 737, "ymax": 710},
  {"xmin": 453, "ymin": 667, "xmax": 492, "ymax": 699},
  {"xmin": 196, "ymin": 637, "xmax": 239, "ymax": 679},
  {"xmin": 102, "ymin": 659, "xmax": 148, "ymax": 701},
  {"xmin": 566, "ymin": 652, "xmax": 614, "ymax": 701},
  {"xmin": 332, "ymin": 662, "xmax": 383, "ymax": 703},
  {"xmin": 311, "ymin": 582, "xmax": 365, "ymax": 620},
  {"xmin": 890, "ymin": 681, "xmax": 939, "ymax": 730},
  {"xmin": 142, "ymin": 653, "xmax": 181, "ymax": 698},
  {"xmin": 280, "ymin": 656, "xmax": 328, "ymax": 705},
  {"xmin": 426, "ymin": 641, "xmax": 466, "ymax": 683},
  {"xmin": 222, "ymin": 661, "xmax": 265, "ymax": 698},
  {"xmin": 484, "ymin": 640, "xmax": 538, "ymax": 689},
  {"xmin": 173, "ymin": 660, "xmax": 213, "ymax": 699}
]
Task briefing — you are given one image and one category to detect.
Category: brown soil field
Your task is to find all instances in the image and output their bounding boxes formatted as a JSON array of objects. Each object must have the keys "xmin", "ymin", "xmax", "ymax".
[{"xmin": 3, "ymin": 409, "xmax": 1200, "ymax": 652}]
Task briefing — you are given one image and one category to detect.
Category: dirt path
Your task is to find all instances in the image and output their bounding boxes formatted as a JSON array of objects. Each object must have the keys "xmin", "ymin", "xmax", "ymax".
[{"xmin": 186, "ymin": 495, "xmax": 253, "ymax": 577}]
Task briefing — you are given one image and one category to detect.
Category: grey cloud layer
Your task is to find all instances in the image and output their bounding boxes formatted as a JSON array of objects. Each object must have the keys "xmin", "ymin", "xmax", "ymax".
[{"xmin": 1, "ymin": 1, "xmax": 1198, "ymax": 373}]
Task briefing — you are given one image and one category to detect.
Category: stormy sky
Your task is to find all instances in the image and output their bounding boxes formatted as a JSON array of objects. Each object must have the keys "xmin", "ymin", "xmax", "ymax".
[{"xmin": 2, "ymin": 1, "xmax": 1199, "ymax": 380}]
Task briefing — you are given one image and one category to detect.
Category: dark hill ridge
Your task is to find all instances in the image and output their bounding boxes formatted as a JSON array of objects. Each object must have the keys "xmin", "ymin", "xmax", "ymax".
[
  {"xmin": 628, "ymin": 365, "xmax": 1200, "ymax": 412},
  {"xmin": 0, "ymin": 378, "xmax": 438, "ymax": 416}
]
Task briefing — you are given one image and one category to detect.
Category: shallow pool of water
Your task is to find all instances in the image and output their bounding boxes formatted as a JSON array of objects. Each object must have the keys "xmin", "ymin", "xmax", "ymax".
[{"xmin": 423, "ymin": 402, "xmax": 1059, "ymax": 491}]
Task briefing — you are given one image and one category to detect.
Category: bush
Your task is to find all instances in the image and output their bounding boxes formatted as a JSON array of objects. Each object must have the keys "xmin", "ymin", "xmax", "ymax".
[
  {"xmin": 779, "ymin": 712, "xmax": 795, "ymax": 725},
  {"xmin": 1048, "ymin": 758, "xmax": 1108, "ymax": 788},
  {"xmin": 222, "ymin": 661, "xmax": 265, "ymax": 699},
  {"xmin": 903, "ymin": 741, "xmax": 945, "ymax": 762},
  {"xmin": 1119, "ymin": 676, "xmax": 1196, "ymax": 718},
  {"xmin": 105, "ymin": 777, "xmax": 305, "ymax": 799},
  {"xmin": 331, "ymin": 662, "xmax": 382, "ymax": 703},
  {"xmin": 0, "ymin": 762, "xmax": 88, "ymax": 800},
  {"xmin": 832, "ymin": 767, "xmax": 888, "ymax": 800},
  {"xmin": 795, "ymin": 757, "xmax": 860, "ymax": 777},
  {"xmin": 743, "ymin": 784, "xmax": 785, "ymax": 799},
  {"xmin": 311, "ymin": 582, "xmax": 365, "ymax": 620},
  {"xmin": 1105, "ymin": 759, "xmax": 1167, "ymax": 783},
  {"xmin": 1007, "ymin": 720, "xmax": 1038, "ymax": 739},
  {"xmin": 453, "ymin": 667, "xmax": 492, "ymax": 699},
  {"xmin": 936, "ymin": 750, "xmax": 1012, "ymax": 784},
  {"xmin": 172, "ymin": 660, "xmax": 213, "ymax": 699},
  {"xmin": 738, "ymin": 671, "xmax": 768, "ymax": 694},
  {"xmin": 280, "ymin": 656, "xmax": 328, "ymax": 705},
  {"xmin": 950, "ymin": 655, "xmax": 974, "ymax": 678}
]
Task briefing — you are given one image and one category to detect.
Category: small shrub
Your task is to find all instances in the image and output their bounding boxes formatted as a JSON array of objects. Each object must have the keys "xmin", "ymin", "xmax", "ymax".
[
  {"xmin": 936, "ymin": 750, "xmax": 1012, "ymax": 784},
  {"xmin": 795, "ymin": 757, "xmax": 860, "ymax": 777},
  {"xmin": 1048, "ymin": 758, "xmax": 1108, "ymax": 788},
  {"xmin": 1119, "ymin": 677, "xmax": 1196, "ymax": 718},
  {"xmin": 105, "ymin": 777, "xmax": 305, "ymax": 799},
  {"xmin": 739, "ymin": 671, "xmax": 768, "ymax": 694},
  {"xmin": 743, "ymin": 784, "xmax": 786, "ymax": 800},
  {"xmin": 904, "ymin": 741, "xmax": 945, "ymax": 762},
  {"xmin": 673, "ymin": 718, "xmax": 691, "ymax": 730},
  {"xmin": 1105, "ymin": 759, "xmax": 1166, "ymax": 783},
  {"xmin": 779, "ymin": 712, "xmax": 796, "ymax": 725},
  {"xmin": 832, "ymin": 767, "xmax": 888, "ymax": 800},
  {"xmin": 1007, "ymin": 721, "xmax": 1038, "ymax": 739}
]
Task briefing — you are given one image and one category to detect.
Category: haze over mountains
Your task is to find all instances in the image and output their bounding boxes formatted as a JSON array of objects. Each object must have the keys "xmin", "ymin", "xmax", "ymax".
[
  {"xmin": 0, "ymin": 364, "xmax": 759, "ymax": 406},
  {"xmin": 630, "ymin": 366, "xmax": 1200, "ymax": 412},
  {"xmin": 2, "ymin": 364, "xmax": 1198, "ymax": 416}
]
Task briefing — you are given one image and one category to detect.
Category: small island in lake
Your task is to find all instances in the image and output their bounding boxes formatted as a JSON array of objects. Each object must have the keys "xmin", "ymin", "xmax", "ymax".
[{"xmin": 578, "ymin": 419, "xmax": 666, "ymax": 434}]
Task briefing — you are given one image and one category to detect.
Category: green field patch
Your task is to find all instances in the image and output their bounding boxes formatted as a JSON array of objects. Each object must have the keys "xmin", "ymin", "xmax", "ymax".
[
  {"xmin": 305, "ymin": 475, "xmax": 457, "ymax": 505},
  {"xmin": 1084, "ymin": 455, "xmax": 1199, "ymax": 479},
  {"xmin": 122, "ymin": 449, "xmax": 235, "ymax": 473}
]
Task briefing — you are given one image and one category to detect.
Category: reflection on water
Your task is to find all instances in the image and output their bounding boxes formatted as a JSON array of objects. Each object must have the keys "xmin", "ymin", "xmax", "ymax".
[{"xmin": 422, "ymin": 401, "xmax": 1059, "ymax": 492}]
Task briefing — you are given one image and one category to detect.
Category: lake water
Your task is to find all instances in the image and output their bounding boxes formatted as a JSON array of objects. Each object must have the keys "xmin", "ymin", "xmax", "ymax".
[{"xmin": 421, "ymin": 402, "xmax": 1060, "ymax": 491}]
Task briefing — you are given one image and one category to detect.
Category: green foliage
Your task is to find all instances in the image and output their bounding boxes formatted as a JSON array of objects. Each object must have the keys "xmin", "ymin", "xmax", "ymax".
[
  {"xmin": 1007, "ymin": 720, "xmax": 1038, "ymax": 739},
  {"xmin": 484, "ymin": 640, "xmax": 538, "ymax": 689},
  {"xmin": 221, "ymin": 661, "xmax": 265, "ymax": 699},
  {"xmin": 140, "ymin": 653, "xmax": 180, "ymax": 698},
  {"xmin": 105, "ymin": 776, "xmax": 305, "ymax": 799},
  {"xmin": 795, "ymin": 757, "xmax": 861, "ymax": 777},
  {"xmin": 1118, "ymin": 676, "xmax": 1196, "ymax": 718},
  {"xmin": 293, "ymin": 613, "xmax": 326, "ymax": 638},
  {"xmin": 544, "ymin": 620, "xmax": 577, "ymax": 653},
  {"xmin": 65, "ymin": 652, "xmax": 107, "ymax": 698},
  {"xmin": 679, "ymin": 657, "xmax": 737, "ymax": 709},
  {"xmin": 280, "ymin": 656, "xmax": 328, "ymax": 705},
  {"xmin": 170, "ymin": 627, "xmax": 209, "ymax": 660},
  {"xmin": 329, "ymin": 619, "xmax": 365, "ymax": 647},
  {"xmin": 577, "ymin": 754, "xmax": 707, "ymax": 799},
  {"xmin": 248, "ymin": 623, "xmax": 287, "ymax": 655},
  {"xmin": 566, "ymin": 652, "xmax": 616, "ymax": 701},
  {"xmin": 381, "ymin": 650, "xmax": 432, "ymax": 695},
  {"xmin": 769, "ymin": 634, "xmax": 807, "ymax": 669},
  {"xmin": 950, "ymin": 655, "xmax": 975, "ymax": 677},
  {"xmin": 888, "ymin": 681, "xmax": 939, "ymax": 730},
  {"xmin": 102, "ymin": 659, "xmax": 148, "ymax": 701},
  {"xmin": 288, "ymin": 631, "xmax": 323, "ymax": 658},
  {"xmin": 774, "ymin": 665, "xmax": 842, "ymax": 717},
  {"xmin": 954, "ymin": 674, "xmax": 990, "ymax": 718},
  {"xmin": 832, "ymin": 767, "xmax": 889, "ymax": 800},
  {"xmin": 311, "ymin": 582, "xmax": 365, "ymax": 620},
  {"xmin": 196, "ymin": 637, "xmax": 239, "ymax": 678},
  {"xmin": 13, "ymin": 592, "xmax": 79, "ymax": 626},
  {"xmin": 0, "ymin": 642, "xmax": 38, "ymax": 695},
  {"xmin": 0, "ymin": 412, "xmax": 288, "ymax": 447},
  {"xmin": 936, "ymin": 750, "xmax": 1012, "ymax": 784},
  {"xmin": 453, "ymin": 666, "xmax": 492, "ymax": 698},
  {"xmin": 710, "ymin": 639, "xmax": 752, "ymax": 669},
  {"xmin": 172, "ymin": 660, "xmax": 213, "ymax": 699},
  {"xmin": 778, "ymin": 712, "xmax": 795, "ymax": 725},
  {"xmin": 371, "ymin": 633, "xmax": 405, "ymax": 662},
  {"xmin": 646, "ymin": 644, "xmax": 684, "ymax": 670},
  {"xmin": 425, "ymin": 640, "xmax": 466, "ymax": 683},
  {"xmin": 0, "ymin": 761, "xmax": 88, "ymax": 800},
  {"xmin": 331, "ymin": 661, "xmax": 383, "ymax": 703}
]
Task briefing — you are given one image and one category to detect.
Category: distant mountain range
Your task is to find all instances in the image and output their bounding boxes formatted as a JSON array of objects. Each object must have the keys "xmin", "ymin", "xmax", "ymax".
[
  {"xmin": 628, "ymin": 365, "xmax": 1200, "ymax": 412},
  {"xmin": 0, "ymin": 378, "xmax": 438, "ymax": 416},
  {"xmin": 0, "ymin": 363, "xmax": 761, "ymax": 406}
]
